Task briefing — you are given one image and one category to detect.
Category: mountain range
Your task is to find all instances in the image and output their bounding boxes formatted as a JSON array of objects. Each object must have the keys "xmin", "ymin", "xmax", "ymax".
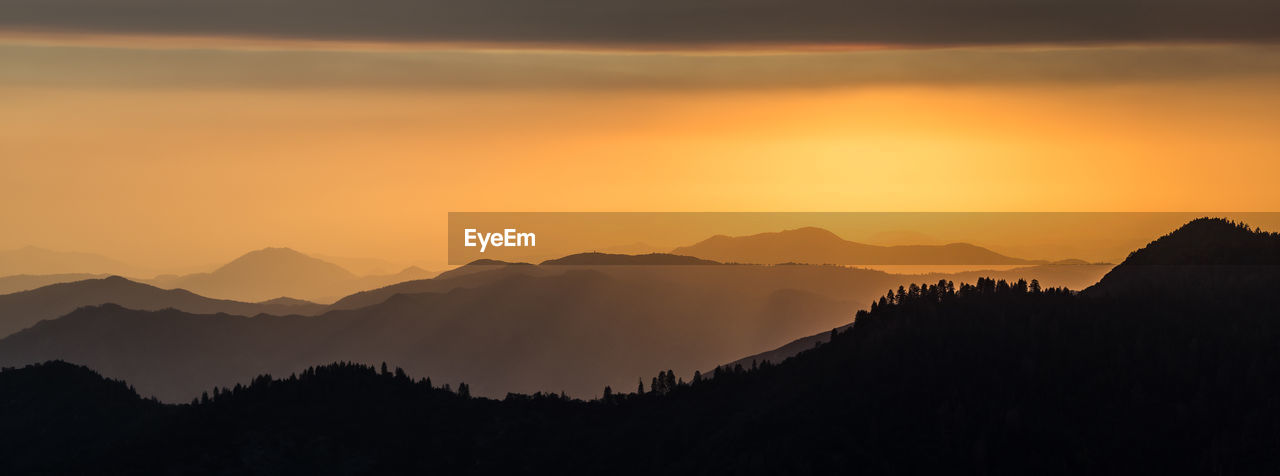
[
  {"xmin": 0, "ymin": 247, "xmax": 435, "ymax": 304},
  {"xmin": 0, "ymin": 276, "xmax": 327, "ymax": 339},
  {"xmin": 0, "ymin": 251, "xmax": 1112, "ymax": 401},
  {"xmin": 2, "ymin": 218, "xmax": 1276, "ymax": 474},
  {"xmin": 1, "ymin": 227, "xmax": 1069, "ymax": 303},
  {"xmin": 0, "ymin": 227, "xmax": 1110, "ymax": 402},
  {"xmin": 0, "ymin": 266, "xmax": 859, "ymax": 401}
]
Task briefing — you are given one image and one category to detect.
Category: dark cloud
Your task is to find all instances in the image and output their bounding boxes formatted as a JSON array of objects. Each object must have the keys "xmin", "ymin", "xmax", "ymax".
[
  {"xmin": 1, "ymin": 0, "xmax": 1278, "ymax": 46},
  {"xmin": 4, "ymin": 44, "xmax": 1279, "ymax": 90}
]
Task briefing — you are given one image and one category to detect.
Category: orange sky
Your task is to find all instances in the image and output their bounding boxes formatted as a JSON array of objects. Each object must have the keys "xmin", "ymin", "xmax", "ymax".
[{"xmin": 2, "ymin": 38, "xmax": 1278, "ymax": 271}]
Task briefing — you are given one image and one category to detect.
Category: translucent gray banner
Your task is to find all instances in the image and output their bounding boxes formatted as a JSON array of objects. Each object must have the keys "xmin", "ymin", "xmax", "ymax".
[{"xmin": 447, "ymin": 212, "xmax": 1279, "ymax": 266}]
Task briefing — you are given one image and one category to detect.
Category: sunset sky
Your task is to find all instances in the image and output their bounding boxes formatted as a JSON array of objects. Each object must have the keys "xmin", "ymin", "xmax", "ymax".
[{"xmin": 2, "ymin": 1, "xmax": 1278, "ymax": 272}]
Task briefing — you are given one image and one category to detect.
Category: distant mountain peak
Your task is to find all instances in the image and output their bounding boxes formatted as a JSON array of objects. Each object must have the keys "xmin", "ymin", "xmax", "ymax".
[
  {"xmin": 214, "ymin": 247, "xmax": 354, "ymax": 276},
  {"xmin": 780, "ymin": 226, "xmax": 844, "ymax": 238},
  {"xmin": 241, "ymin": 247, "xmax": 308, "ymax": 257},
  {"xmin": 259, "ymin": 246, "xmax": 295, "ymax": 252},
  {"xmin": 139, "ymin": 247, "xmax": 365, "ymax": 302},
  {"xmin": 228, "ymin": 247, "xmax": 310, "ymax": 262}
]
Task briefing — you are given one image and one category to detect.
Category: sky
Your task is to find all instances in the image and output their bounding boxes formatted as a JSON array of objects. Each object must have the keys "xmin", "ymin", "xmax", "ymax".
[{"xmin": 1, "ymin": 1, "xmax": 1278, "ymax": 272}]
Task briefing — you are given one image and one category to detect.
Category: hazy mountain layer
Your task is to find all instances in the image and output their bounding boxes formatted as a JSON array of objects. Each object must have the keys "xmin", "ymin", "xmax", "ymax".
[
  {"xmin": 146, "ymin": 247, "xmax": 433, "ymax": 303},
  {"xmin": 0, "ymin": 269, "xmax": 858, "ymax": 401},
  {"xmin": 672, "ymin": 226, "xmax": 1045, "ymax": 265},
  {"xmin": 0, "ymin": 255, "xmax": 1111, "ymax": 402},
  {"xmin": 0, "ymin": 273, "xmax": 107, "ymax": 295},
  {"xmin": 0, "ymin": 276, "xmax": 326, "ymax": 339}
]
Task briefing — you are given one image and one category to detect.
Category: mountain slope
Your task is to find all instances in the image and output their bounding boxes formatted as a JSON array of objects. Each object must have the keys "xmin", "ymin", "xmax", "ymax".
[
  {"xmin": 0, "ymin": 276, "xmax": 326, "ymax": 338},
  {"xmin": 671, "ymin": 227, "xmax": 1044, "ymax": 265},
  {"xmin": 1086, "ymin": 217, "xmax": 1280, "ymax": 297},
  {"xmin": 0, "ymin": 361, "xmax": 165, "ymax": 475},
  {"xmin": 715, "ymin": 218, "xmax": 1280, "ymax": 381}
]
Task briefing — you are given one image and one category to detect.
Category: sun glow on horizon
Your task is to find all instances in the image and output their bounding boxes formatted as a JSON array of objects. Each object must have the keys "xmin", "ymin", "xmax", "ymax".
[{"xmin": 3, "ymin": 40, "xmax": 1278, "ymax": 270}]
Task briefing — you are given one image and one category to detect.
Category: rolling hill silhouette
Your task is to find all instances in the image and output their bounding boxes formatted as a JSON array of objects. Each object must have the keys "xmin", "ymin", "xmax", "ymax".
[
  {"xmin": 0, "ymin": 276, "xmax": 326, "ymax": 338},
  {"xmin": 2, "ymin": 218, "xmax": 1277, "ymax": 474},
  {"xmin": 672, "ymin": 226, "xmax": 1045, "ymax": 265}
]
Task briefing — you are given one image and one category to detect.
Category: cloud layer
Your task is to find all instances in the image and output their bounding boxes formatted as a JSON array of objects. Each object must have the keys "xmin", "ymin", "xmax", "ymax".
[
  {"xmin": 4, "ymin": 44, "xmax": 1279, "ymax": 90},
  {"xmin": 2, "ymin": 0, "xmax": 1279, "ymax": 47}
]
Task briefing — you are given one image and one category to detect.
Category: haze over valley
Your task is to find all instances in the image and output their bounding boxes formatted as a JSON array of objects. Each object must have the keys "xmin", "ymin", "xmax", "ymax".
[{"xmin": 0, "ymin": 226, "xmax": 1115, "ymax": 401}]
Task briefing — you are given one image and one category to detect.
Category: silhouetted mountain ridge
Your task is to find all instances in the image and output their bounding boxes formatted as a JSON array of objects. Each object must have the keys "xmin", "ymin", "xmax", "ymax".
[
  {"xmin": 0, "ymin": 276, "xmax": 327, "ymax": 339},
  {"xmin": 1117, "ymin": 217, "xmax": 1280, "ymax": 266},
  {"xmin": 1087, "ymin": 217, "xmax": 1280, "ymax": 297}
]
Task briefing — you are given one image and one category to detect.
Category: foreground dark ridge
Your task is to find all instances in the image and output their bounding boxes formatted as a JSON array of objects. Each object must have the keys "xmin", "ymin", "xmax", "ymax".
[
  {"xmin": 4, "ymin": 274, "xmax": 1277, "ymax": 474},
  {"xmin": 5, "ymin": 279, "xmax": 1280, "ymax": 471}
]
